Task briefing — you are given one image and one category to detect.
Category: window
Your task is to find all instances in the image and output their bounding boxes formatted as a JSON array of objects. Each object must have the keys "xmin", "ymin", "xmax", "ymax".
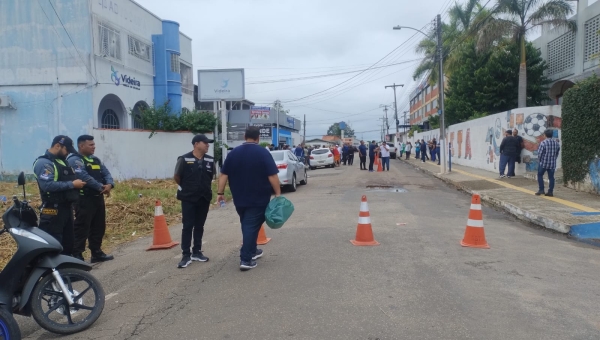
[
  {"xmin": 547, "ymin": 32, "xmax": 575, "ymax": 75},
  {"xmin": 271, "ymin": 152, "xmax": 285, "ymax": 161},
  {"xmin": 98, "ymin": 21, "xmax": 121, "ymax": 60},
  {"xmin": 180, "ymin": 62, "xmax": 193, "ymax": 95},
  {"xmin": 133, "ymin": 114, "xmax": 144, "ymax": 129},
  {"xmin": 584, "ymin": 15, "xmax": 600, "ymax": 62},
  {"xmin": 101, "ymin": 109, "xmax": 120, "ymax": 129},
  {"xmin": 128, "ymin": 35, "xmax": 152, "ymax": 62},
  {"xmin": 170, "ymin": 53, "xmax": 180, "ymax": 73}
]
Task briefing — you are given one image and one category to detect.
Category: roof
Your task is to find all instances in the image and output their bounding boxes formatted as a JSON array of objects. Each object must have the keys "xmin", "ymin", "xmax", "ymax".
[{"xmin": 305, "ymin": 138, "xmax": 333, "ymax": 143}]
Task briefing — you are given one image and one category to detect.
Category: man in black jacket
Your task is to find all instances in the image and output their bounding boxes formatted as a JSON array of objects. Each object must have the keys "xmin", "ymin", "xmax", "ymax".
[{"xmin": 499, "ymin": 130, "xmax": 520, "ymax": 178}]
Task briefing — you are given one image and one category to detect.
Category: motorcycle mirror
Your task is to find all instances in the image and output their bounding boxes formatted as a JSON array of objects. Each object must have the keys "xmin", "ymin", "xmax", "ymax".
[{"xmin": 17, "ymin": 171, "xmax": 26, "ymax": 200}]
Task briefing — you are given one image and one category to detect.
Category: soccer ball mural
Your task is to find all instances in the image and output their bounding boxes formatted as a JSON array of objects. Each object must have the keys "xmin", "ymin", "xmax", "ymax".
[{"xmin": 523, "ymin": 113, "xmax": 547, "ymax": 137}]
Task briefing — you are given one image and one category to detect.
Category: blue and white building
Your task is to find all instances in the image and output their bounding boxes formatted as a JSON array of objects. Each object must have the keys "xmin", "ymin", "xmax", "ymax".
[{"xmin": 0, "ymin": 0, "xmax": 195, "ymax": 177}]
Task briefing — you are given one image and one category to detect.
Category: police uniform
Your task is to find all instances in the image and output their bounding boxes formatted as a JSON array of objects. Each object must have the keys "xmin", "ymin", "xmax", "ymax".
[
  {"xmin": 175, "ymin": 149, "xmax": 214, "ymax": 260},
  {"xmin": 33, "ymin": 150, "xmax": 79, "ymax": 255},
  {"xmin": 67, "ymin": 153, "xmax": 114, "ymax": 261}
]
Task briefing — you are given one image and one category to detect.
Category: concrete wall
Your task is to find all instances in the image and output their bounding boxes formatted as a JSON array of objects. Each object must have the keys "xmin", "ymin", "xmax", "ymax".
[
  {"xmin": 91, "ymin": 129, "xmax": 214, "ymax": 180},
  {"xmin": 408, "ymin": 106, "xmax": 563, "ymax": 174}
]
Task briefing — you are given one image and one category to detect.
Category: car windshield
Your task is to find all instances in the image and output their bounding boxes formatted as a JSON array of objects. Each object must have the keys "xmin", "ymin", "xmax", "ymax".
[
  {"xmin": 312, "ymin": 149, "xmax": 329, "ymax": 155},
  {"xmin": 271, "ymin": 152, "xmax": 285, "ymax": 161}
]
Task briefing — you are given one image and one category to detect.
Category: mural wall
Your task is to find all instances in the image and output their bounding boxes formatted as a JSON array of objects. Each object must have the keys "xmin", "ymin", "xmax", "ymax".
[{"xmin": 409, "ymin": 106, "xmax": 563, "ymax": 175}]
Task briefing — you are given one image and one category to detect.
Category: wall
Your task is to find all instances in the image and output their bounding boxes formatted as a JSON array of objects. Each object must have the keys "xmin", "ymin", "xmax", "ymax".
[
  {"xmin": 91, "ymin": 129, "xmax": 214, "ymax": 180},
  {"xmin": 409, "ymin": 106, "xmax": 563, "ymax": 174}
]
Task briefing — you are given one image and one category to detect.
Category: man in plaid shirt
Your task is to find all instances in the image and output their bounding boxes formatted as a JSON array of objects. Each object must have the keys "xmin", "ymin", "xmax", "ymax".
[{"xmin": 536, "ymin": 129, "xmax": 560, "ymax": 197}]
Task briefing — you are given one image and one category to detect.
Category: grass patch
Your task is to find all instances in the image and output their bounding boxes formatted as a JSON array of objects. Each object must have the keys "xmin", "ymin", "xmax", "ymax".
[{"xmin": 0, "ymin": 178, "xmax": 231, "ymax": 270}]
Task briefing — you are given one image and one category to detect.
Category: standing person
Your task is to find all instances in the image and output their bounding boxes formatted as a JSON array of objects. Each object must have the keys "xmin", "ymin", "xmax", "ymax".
[
  {"xmin": 294, "ymin": 143, "xmax": 305, "ymax": 164},
  {"xmin": 436, "ymin": 139, "xmax": 441, "ymax": 165},
  {"xmin": 420, "ymin": 140, "xmax": 428, "ymax": 163},
  {"xmin": 510, "ymin": 128, "xmax": 524, "ymax": 177},
  {"xmin": 173, "ymin": 134, "xmax": 214, "ymax": 268},
  {"xmin": 535, "ymin": 130, "xmax": 560, "ymax": 197},
  {"xmin": 499, "ymin": 130, "xmax": 520, "ymax": 178},
  {"xmin": 358, "ymin": 140, "xmax": 367, "ymax": 170},
  {"xmin": 430, "ymin": 138, "xmax": 437, "ymax": 163},
  {"xmin": 347, "ymin": 144, "xmax": 355, "ymax": 165},
  {"xmin": 368, "ymin": 141, "xmax": 377, "ymax": 172},
  {"xmin": 415, "ymin": 139, "xmax": 421, "ymax": 159},
  {"xmin": 342, "ymin": 143, "xmax": 349, "ymax": 165},
  {"xmin": 400, "ymin": 142, "xmax": 406, "ymax": 158},
  {"xmin": 332, "ymin": 145, "xmax": 340, "ymax": 166},
  {"xmin": 217, "ymin": 126, "xmax": 281, "ymax": 271},
  {"xmin": 68, "ymin": 135, "xmax": 115, "ymax": 263},
  {"xmin": 380, "ymin": 141, "xmax": 391, "ymax": 171},
  {"xmin": 33, "ymin": 136, "xmax": 85, "ymax": 256},
  {"xmin": 405, "ymin": 142, "xmax": 412, "ymax": 159}
]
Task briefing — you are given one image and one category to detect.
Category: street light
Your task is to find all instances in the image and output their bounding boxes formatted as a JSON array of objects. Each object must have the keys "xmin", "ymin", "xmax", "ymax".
[{"xmin": 393, "ymin": 16, "xmax": 447, "ymax": 174}]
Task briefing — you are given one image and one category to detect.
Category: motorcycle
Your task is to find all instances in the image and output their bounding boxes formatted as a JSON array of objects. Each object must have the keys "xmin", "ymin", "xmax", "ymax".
[
  {"xmin": 0, "ymin": 307, "xmax": 21, "ymax": 340},
  {"xmin": 0, "ymin": 172, "xmax": 105, "ymax": 335}
]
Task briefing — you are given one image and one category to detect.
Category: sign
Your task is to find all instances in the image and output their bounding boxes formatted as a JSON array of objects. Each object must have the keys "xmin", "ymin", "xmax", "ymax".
[
  {"xmin": 250, "ymin": 106, "xmax": 270, "ymax": 120},
  {"xmin": 252, "ymin": 123, "xmax": 272, "ymax": 139},
  {"xmin": 339, "ymin": 121, "xmax": 346, "ymax": 130},
  {"xmin": 197, "ymin": 69, "xmax": 245, "ymax": 101},
  {"xmin": 286, "ymin": 117, "xmax": 295, "ymax": 128},
  {"xmin": 111, "ymin": 66, "xmax": 140, "ymax": 90}
]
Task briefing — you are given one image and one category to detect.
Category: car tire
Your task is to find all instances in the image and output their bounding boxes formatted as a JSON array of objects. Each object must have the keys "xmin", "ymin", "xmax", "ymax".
[
  {"xmin": 310, "ymin": 166, "xmax": 316, "ymax": 170},
  {"xmin": 300, "ymin": 171, "xmax": 307, "ymax": 185},
  {"xmin": 288, "ymin": 174, "xmax": 297, "ymax": 192}
]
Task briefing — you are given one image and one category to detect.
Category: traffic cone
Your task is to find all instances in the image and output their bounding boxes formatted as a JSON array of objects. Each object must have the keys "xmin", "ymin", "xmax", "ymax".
[
  {"xmin": 461, "ymin": 194, "xmax": 490, "ymax": 249},
  {"xmin": 257, "ymin": 225, "xmax": 271, "ymax": 245},
  {"xmin": 147, "ymin": 200, "xmax": 179, "ymax": 251},
  {"xmin": 351, "ymin": 195, "xmax": 380, "ymax": 246}
]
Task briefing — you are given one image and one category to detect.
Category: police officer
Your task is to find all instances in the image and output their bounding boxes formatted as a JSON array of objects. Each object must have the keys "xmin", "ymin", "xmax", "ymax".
[
  {"xmin": 68, "ymin": 135, "xmax": 115, "ymax": 263},
  {"xmin": 173, "ymin": 134, "xmax": 214, "ymax": 268},
  {"xmin": 33, "ymin": 135, "xmax": 85, "ymax": 255}
]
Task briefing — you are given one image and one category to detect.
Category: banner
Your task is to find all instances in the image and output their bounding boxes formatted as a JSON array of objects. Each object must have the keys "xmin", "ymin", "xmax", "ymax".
[
  {"xmin": 250, "ymin": 106, "xmax": 271, "ymax": 120},
  {"xmin": 252, "ymin": 123, "xmax": 272, "ymax": 139}
]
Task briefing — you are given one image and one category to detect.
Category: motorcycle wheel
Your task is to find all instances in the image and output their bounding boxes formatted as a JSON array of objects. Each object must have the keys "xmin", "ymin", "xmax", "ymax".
[
  {"xmin": 30, "ymin": 268, "xmax": 105, "ymax": 335},
  {"xmin": 0, "ymin": 307, "xmax": 22, "ymax": 340}
]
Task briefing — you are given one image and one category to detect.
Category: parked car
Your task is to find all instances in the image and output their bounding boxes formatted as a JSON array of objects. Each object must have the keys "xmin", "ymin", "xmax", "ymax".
[
  {"xmin": 270, "ymin": 150, "xmax": 307, "ymax": 192},
  {"xmin": 309, "ymin": 148, "xmax": 335, "ymax": 170}
]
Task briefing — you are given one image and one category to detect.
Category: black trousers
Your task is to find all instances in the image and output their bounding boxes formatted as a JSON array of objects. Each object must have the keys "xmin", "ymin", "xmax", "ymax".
[
  {"xmin": 39, "ymin": 202, "xmax": 74, "ymax": 255},
  {"xmin": 347, "ymin": 154, "xmax": 354, "ymax": 165},
  {"xmin": 359, "ymin": 155, "xmax": 366, "ymax": 169},
  {"xmin": 73, "ymin": 195, "xmax": 106, "ymax": 254},
  {"xmin": 181, "ymin": 199, "xmax": 210, "ymax": 256},
  {"xmin": 368, "ymin": 154, "xmax": 375, "ymax": 171}
]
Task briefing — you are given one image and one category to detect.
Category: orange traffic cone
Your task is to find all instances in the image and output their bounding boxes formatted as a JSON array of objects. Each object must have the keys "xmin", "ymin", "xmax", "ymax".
[
  {"xmin": 376, "ymin": 154, "xmax": 383, "ymax": 172},
  {"xmin": 351, "ymin": 195, "xmax": 380, "ymax": 246},
  {"xmin": 460, "ymin": 194, "xmax": 490, "ymax": 248},
  {"xmin": 257, "ymin": 225, "xmax": 271, "ymax": 245},
  {"xmin": 147, "ymin": 200, "xmax": 179, "ymax": 251}
]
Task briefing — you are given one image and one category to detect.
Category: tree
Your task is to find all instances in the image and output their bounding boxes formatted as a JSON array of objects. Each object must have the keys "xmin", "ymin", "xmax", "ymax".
[
  {"xmin": 475, "ymin": 0, "xmax": 575, "ymax": 108},
  {"xmin": 326, "ymin": 123, "xmax": 355, "ymax": 137},
  {"xmin": 272, "ymin": 100, "xmax": 290, "ymax": 114}
]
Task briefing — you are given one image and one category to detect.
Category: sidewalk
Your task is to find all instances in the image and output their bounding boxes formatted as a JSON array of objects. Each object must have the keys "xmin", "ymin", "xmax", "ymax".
[{"xmin": 399, "ymin": 156, "xmax": 600, "ymax": 235}]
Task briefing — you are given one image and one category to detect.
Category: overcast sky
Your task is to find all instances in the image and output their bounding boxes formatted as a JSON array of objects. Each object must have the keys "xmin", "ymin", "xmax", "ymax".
[{"xmin": 136, "ymin": 0, "xmax": 459, "ymax": 142}]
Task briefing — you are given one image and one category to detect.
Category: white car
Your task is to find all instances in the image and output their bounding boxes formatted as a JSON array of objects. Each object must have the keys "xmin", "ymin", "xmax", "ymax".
[
  {"xmin": 270, "ymin": 150, "xmax": 307, "ymax": 192},
  {"xmin": 309, "ymin": 148, "xmax": 335, "ymax": 170}
]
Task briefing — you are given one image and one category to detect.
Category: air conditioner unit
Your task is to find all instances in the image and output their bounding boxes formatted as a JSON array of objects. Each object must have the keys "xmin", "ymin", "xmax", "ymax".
[{"xmin": 0, "ymin": 95, "xmax": 16, "ymax": 109}]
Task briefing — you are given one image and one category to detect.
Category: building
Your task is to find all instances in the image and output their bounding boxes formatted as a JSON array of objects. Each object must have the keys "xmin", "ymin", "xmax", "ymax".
[
  {"xmin": 304, "ymin": 138, "xmax": 335, "ymax": 148},
  {"xmin": 408, "ymin": 76, "xmax": 446, "ymax": 127},
  {"xmin": 226, "ymin": 107, "xmax": 302, "ymax": 148},
  {"xmin": 532, "ymin": 0, "xmax": 600, "ymax": 103},
  {"xmin": 0, "ymin": 0, "xmax": 195, "ymax": 175}
]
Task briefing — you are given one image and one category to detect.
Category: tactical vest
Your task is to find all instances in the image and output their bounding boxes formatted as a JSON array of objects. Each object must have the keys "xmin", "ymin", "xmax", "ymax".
[
  {"xmin": 176, "ymin": 152, "xmax": 213, "ymax": 202},
  {"xmin": 34, "ymin": 155, "xmax": 79, "ymax": 204},
  {"xmin": 70, "ymin": 154, "xmax": 106, "ymax": 196}
]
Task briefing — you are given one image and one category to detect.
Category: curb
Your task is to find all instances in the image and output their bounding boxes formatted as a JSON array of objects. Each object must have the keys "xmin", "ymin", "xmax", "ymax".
[{"xmin": 400, "ymin": 159, "xmax": 570, "ymax": 234}]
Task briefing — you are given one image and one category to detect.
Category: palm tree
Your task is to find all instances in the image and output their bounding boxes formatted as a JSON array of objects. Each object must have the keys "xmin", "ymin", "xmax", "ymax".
[{"xmin": 474, "ymin": 0, "xmax": 576, "ymax": 107}]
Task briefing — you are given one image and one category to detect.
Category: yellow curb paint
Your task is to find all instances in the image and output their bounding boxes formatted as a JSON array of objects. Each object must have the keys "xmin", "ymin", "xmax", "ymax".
[{"xmin": 449, "ymin": 168, "xmax": 598, "ymax": 213}]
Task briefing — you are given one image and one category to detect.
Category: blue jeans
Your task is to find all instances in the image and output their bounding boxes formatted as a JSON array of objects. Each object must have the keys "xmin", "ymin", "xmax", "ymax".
[
  {"xmin": 381, "ymin": 157, "xmax": 390, "ymax": 170},
  {"xmin": 499, "ymin": 154, "xmax": 515, "ymax": 176},
  {"xmin": 235, "ymin": 206, "xmax": 267, "ymax": 262},
  {"xmin": 538, "ymin": 167, "xmax": 555, "ymax": 193},
  {"xmin": 431, "ymin": 149, "xmax": 437, "ymax": 162}
]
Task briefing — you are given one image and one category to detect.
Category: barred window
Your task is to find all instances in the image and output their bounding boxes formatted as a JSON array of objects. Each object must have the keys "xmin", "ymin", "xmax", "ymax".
[
  {"xmin": 180, "ymin": 63, "xmax": 193, "ymax": 95},
  {"xmin": 547, "ymin": 31, "xmax": 575, "ymax": 75},
  {"xmin": 98, "ymin": 21, "xmax": 121, "ymax": 60},
  {"xmin": 128, "ymin": 35, "xmax": 152, "ymax": 62},
  {"xmin": 170, "ymin": 53, "xmax": 180, "ymax": 73},
  {"xmin": 585, "ymin": 15, "xmax": 600, "ymax": 62},
  {"xmin": 101, "ymin": 109, "xmax": 120, "ymax": 129}
]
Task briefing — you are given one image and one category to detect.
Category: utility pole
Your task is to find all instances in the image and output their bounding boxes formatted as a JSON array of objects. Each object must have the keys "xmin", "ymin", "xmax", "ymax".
[
  {"xmin": 303, "ymin": 114, "xmax": 306, "ymax": 144},
  {"xmin": 436, "ymin": 14, "xmax": 447, "ymax": 173},
  {"xmin": 378, "ymin": 116, "xmax": 386, "ymax": 141},
  {"xmin": 276, "ymin": 100, "xmax": 280, "ymax": 149},
  {"xmin": 385, "ymin": 83, "xmax": 404, "ymax": 143},
  {"xmin": 379, "ymin": 105, "xmax": 390, "ymax": 139}
]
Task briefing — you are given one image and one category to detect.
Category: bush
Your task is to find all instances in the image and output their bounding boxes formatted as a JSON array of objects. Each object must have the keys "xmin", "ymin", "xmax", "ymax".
[
  {"xmin": 131, "ymin": 101, "xmax": 217, "ymax": 138},
  {"xmin": 562, "ymin": 75, "xmax": 600, "ymax": 184}
]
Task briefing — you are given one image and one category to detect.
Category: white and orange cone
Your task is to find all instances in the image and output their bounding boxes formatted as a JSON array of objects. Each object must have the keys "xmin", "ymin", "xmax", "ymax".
[
  {"xmin": 460, "ymin": 194, "xmax": 490, "ymax": 249},
  {"xmin": 351, "ymin": 195, "xmax": 380, "ymax": 246},
  {"xmin": 147, "ymin": 200, "xmax": 179, "ymax": 251}
]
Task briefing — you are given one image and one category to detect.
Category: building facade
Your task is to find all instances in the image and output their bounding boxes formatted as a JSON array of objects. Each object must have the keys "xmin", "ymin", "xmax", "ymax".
[
  {"xmin": 0, "ymin": 0, "xmax": 195, "ymax": 175},
  {"xmin": 226, "ymin": 107, "xmax": 302, "ymax": 148},
  {"xmin": 408, "ymin": 76, "xmax": 444, "ymax": 127},
  {"xmin": 532, "ymin": 0, "xmax": 600, "ymax": 103}
]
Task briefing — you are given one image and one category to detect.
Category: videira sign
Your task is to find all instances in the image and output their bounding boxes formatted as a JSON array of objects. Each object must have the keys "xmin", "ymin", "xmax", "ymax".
[{"xmin": 197, "ymin": 68, "xmax": 245, "ymax": 101}]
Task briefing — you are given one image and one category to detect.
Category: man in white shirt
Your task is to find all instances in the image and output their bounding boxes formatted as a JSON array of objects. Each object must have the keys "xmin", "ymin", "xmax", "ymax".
[{"xmin": 380, "ymin": 141, "xmax": 391, "ymax": 171}]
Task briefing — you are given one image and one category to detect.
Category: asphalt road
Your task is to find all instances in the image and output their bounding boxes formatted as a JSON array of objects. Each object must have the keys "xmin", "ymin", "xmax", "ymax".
[{"xmin": 18, "ymin": 159, "xmax": 600, "ymax": 340}]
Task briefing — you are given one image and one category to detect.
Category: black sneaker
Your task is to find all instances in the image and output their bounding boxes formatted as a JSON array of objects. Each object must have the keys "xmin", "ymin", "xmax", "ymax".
[
  {"xmin": 535, "ymin": 191, "xmax": 544, "ymax": 196},
  {"xmin": 252, "ymin": 249, "xmax": 264, "ymax": 260},
  {"xmin": 91, "ymin": 251, "xmax": 114, "ymax": 263},
  {"xmin": 72, "ymin": 253, "xmax": 85, "ymax": 262},
  {"xmin": 545, "ymin": 192, "xmax": 554, "ymax": 197},
  {"xmin": 178, "ymin": 256, "xmax": 192, "ymax": 268},
  {"xmin": 240, "ymin": 260, "xmax": 257, "ymax": 271},
  {"xmin": 191, "ymin": 252, "xmax": 209, "ymax": 262}
]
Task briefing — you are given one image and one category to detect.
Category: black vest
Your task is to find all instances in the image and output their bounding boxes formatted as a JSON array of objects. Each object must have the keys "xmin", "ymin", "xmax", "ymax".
[
  {"xmin": 69, "ymin": 154, "xmax": 106, "ymax": 196},
  {"xmin": 176, "ymin": 152, "xmax": 213, "ymax": 202},
  {"xmin": 35, "ymin": 155, "xmax": 79, "ymax": 204}
]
